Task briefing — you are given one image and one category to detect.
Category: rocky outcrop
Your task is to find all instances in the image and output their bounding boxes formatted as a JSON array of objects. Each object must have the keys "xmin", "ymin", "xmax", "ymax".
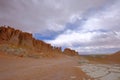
[
  {"xmin": 0, "ymin": 26, "xmax": 78, "ymax": 57},
  {"xmin": 63, "ymin": 48, "xmax": 78, "ymax": 56},
  {"xmin": 0, "ymin": 26, "xmax": 34, "ymax": 48}
]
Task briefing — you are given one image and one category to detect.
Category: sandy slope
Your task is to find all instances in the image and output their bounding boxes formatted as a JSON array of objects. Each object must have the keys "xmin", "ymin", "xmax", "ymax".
[{"xmin": 0, "ymin": 54, "xmax": 93, "ymax": 80}]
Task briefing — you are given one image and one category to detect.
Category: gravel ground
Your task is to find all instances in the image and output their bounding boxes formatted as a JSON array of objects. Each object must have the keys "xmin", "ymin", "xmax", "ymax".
[{"xmin": 78, "ymin": 63, "xmax": 120, "ymax": 80}]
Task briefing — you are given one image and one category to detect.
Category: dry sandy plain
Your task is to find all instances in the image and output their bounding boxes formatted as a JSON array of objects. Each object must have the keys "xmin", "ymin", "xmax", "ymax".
[
  {"xmin": 0, "ymin": 54, "xmax": 120, "ymax": 80},
  {"xmin": 0, "ymin": 54, "xmax": 93, "ymax": 80}
]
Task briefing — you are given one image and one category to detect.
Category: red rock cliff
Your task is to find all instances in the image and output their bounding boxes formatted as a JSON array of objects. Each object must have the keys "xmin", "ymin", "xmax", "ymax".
[
  {"xmin": 63, "ymin": 48, "xmax": 78, "ymax": 56},
  {"xmin": 0, "ymin": 26, "xmax": 78, "ymax": 57}
]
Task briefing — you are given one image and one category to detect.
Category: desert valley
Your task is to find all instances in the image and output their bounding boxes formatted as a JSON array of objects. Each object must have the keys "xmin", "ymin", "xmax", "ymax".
[
  {"xmin": 0, "ymin": 0, "xmax": 120, "ymax": 80},
  {"xmin": 0, "ymin": 26, "xmax": 120, "ymax": 80}
]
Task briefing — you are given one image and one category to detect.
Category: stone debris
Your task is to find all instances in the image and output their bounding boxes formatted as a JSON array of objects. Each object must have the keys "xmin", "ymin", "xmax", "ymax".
[{"xmin": 79, "ymin": 64, "xmax": 120, "ymax": 80}]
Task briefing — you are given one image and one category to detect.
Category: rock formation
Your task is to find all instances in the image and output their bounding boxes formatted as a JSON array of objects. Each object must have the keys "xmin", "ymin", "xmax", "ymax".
[
  {"xmin": 0, "ymin": 25, "xmax": 78, "ymax": 57},
  {"xmin": 63, "ymin": 48, "xmax": 78, "ymax": 56}
]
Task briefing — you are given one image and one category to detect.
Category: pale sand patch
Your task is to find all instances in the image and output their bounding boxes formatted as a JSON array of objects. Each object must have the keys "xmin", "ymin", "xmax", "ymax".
[{"xmin": 78, "ymin": 63, "xmax": 120, "ymax": 80}]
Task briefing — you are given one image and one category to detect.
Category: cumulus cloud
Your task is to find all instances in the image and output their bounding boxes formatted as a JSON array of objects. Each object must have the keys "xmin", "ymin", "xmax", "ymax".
[
  {"xmin": 46, "ymin": 0, "xmax": 120, "ymax": 54},
  {"xmin": 46, "ymin": 31, "xmax": 93, "ymax": 47},
  {"xmin": 82, "ymin": 0, "xmax": 120, "ymax": 32},
  {"xmin": 47, "ymin": 31, "xmax": 120, "ymax": 54}
]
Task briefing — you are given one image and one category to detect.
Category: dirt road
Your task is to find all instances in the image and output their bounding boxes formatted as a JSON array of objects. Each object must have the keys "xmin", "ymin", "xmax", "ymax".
[{"xmin": 0, "ymin": 55, "xmax": 93, "ymax": 80}]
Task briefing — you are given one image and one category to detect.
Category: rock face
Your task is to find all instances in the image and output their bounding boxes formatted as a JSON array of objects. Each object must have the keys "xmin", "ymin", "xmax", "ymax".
[
  {"xmin": 0, "ymin": 26, "xmax": 34, "ymax": 48},
  {"xmin": 63, "ymin": 48, "xmax": 78, "ymax": 56},
  {"xmin": 0, "ymin": 26, "xmax": 78, "ymax": 57}
]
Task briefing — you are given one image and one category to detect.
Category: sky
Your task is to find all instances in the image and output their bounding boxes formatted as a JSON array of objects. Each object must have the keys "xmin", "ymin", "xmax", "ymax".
[{"xmin": 0, "ymin": 0, "xmax": 120, "ymax": 55}]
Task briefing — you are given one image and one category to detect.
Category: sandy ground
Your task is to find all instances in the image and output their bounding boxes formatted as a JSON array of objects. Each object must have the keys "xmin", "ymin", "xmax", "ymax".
[
  {"xmin": 0, "ymin": 54, "xmax": 93, "ymax": 80},
  {"xmin": 78, "ymin": 59, "xmax": 120, "ymax": 80}
]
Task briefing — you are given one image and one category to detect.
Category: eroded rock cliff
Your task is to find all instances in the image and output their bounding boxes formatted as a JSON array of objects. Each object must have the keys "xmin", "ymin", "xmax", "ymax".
[{"xmin": 0, "ymin": 26, "xmax": 78, "ymax": 57}]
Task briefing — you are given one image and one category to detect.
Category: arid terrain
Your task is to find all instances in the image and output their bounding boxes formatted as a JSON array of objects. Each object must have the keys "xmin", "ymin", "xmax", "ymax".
[
  {"xmin": 0, "ymin": 54, "xmax": 93, "ymax": 80},
  {"xmin": 0, "ymin": 53, "xmax": 120, "ymax": 80},
  {"xmin": 0, "ymin": 26, "xmax": 120, "ymax": 80},
  {"xmin": 0, "ymin": 26, "xmax": 91, "ymax": 80},
  {"xmin": 80, "ymin": 63, "xmax": 120, "ymax": 80},
  {"xmin": 78, "ymin": 57, "xmax": 120, "ymax": 80}
]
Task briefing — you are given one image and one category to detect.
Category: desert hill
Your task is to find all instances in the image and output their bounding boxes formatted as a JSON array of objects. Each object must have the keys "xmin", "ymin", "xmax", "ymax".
[
  {"xmin": 83, "ymin": 51, "xmax": 120, "ymax": 64},
  {"xmin": 105, "ymin": 51, "xmax": 120, "ymax": 63},
  {"xmin": 0, "ymin": 25, "xmax": 78, "ymax": 57}
]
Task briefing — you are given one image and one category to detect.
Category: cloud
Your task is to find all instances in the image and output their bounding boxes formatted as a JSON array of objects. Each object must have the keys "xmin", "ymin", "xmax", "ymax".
[
  {"xmin": 0, "ymin": 0, "xmax": 120, "ymax": 54},
  {"xmin": 0, "ymin": 0, "xmax": 107, "ymax": 33},
  {"xmin": 47, "ymin": 30, "xmax": 120, "ymax": 54},
  {"xmin": 46, "ymin": 31, "xmax": 93, "ymax": 47},
  {"xmin": 46, "ymin": 0, "xmax": 120, "ymax": 54},
  {"xmin": 82, "ymin": 1, "xmax": 120, "ymax": 32}
]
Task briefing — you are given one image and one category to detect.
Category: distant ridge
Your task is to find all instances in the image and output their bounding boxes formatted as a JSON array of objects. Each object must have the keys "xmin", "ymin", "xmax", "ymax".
[
  {"xmin": 105, "ymin": 51, "xmax": 120, "ymax": 63},
  {"xmin": 0, "ymin": 25, "xmax": 78, "ymax": 57}
]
